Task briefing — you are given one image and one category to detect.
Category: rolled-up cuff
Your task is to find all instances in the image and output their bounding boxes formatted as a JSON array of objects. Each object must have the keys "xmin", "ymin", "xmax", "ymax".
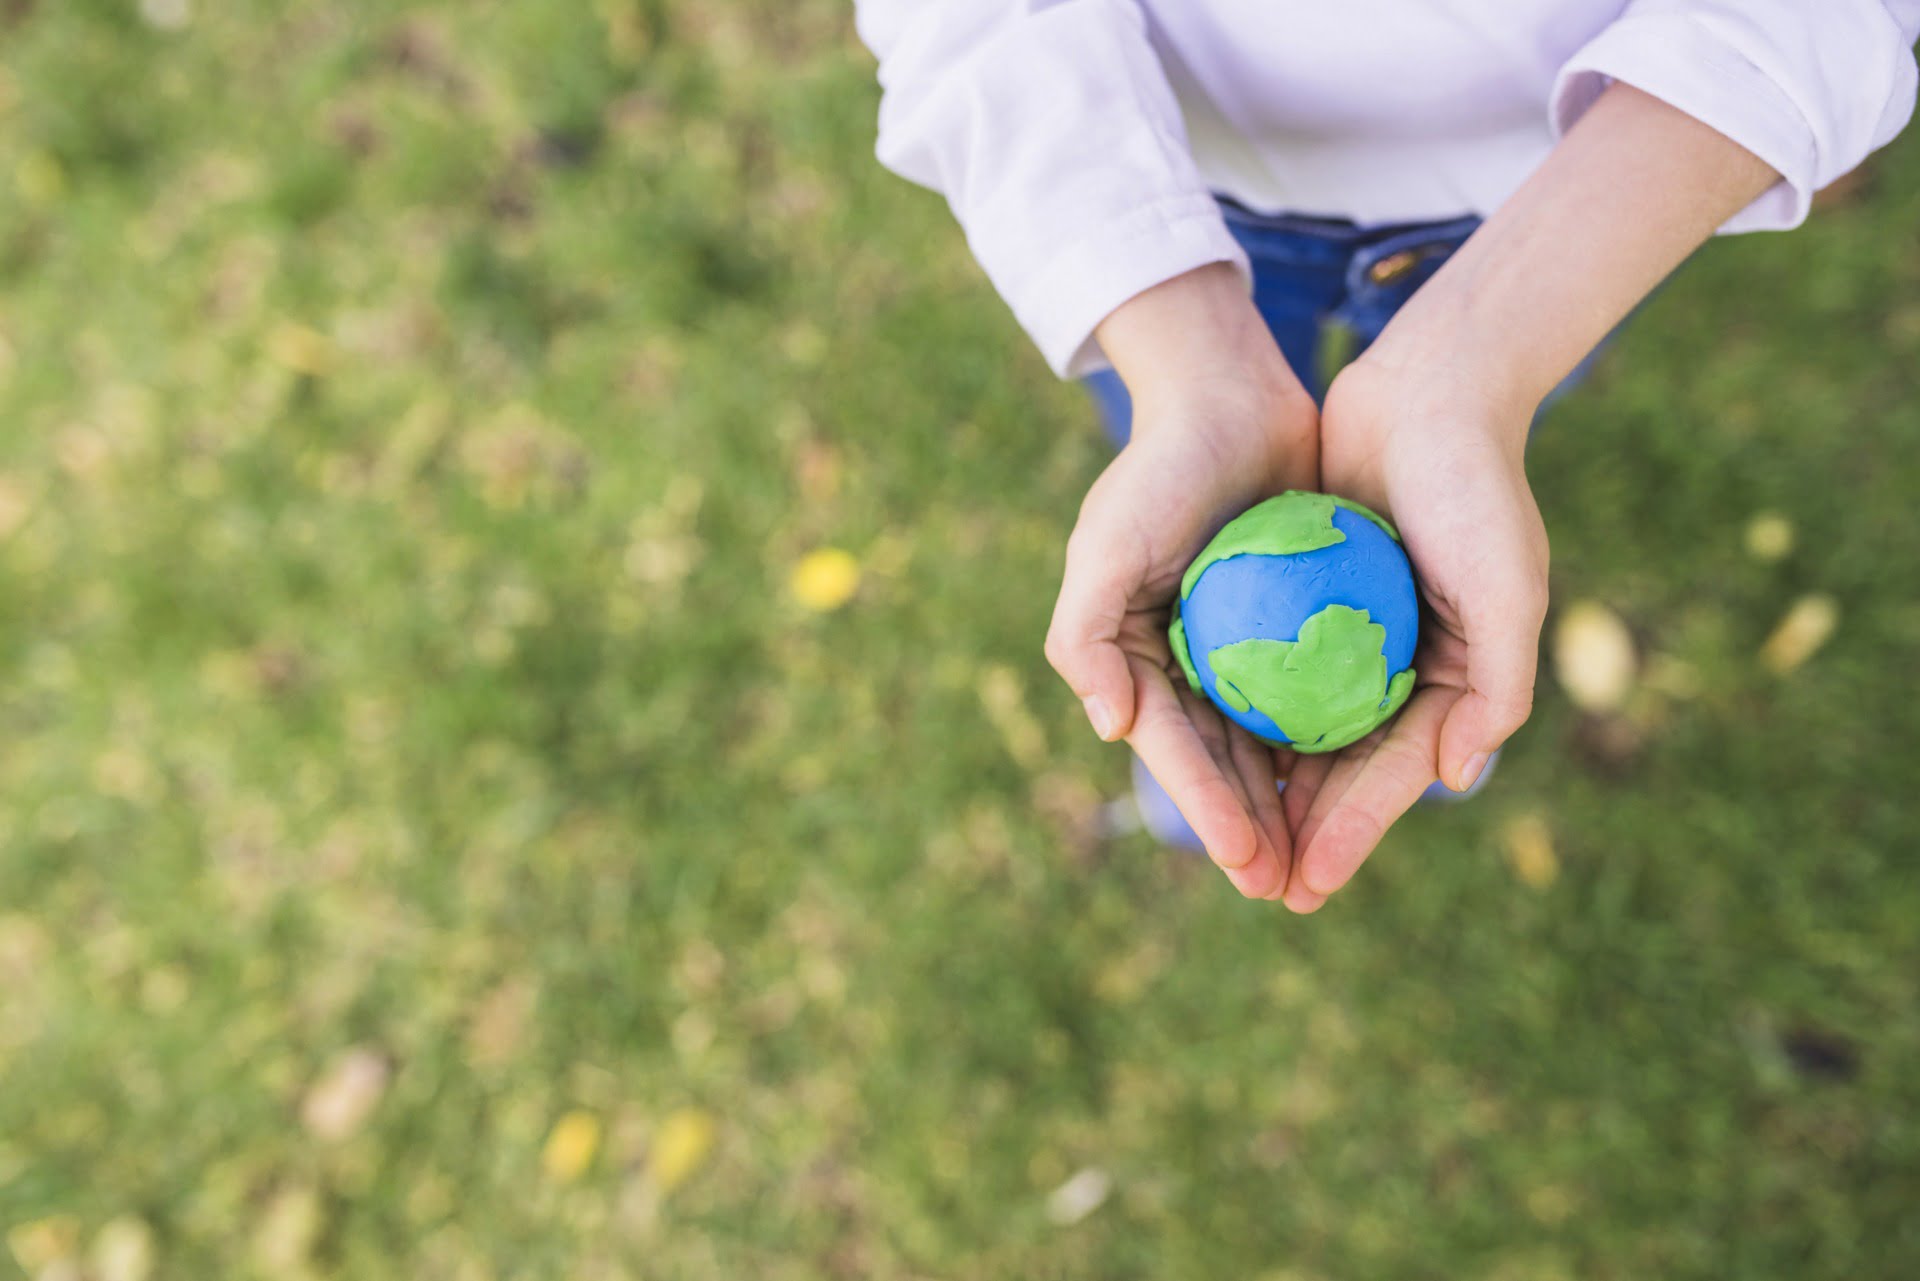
[
  {"xmin": 993, "ymin": 192, "xmax": 1251, "ymax": 379},
  {"xmin": 1551, "ymin": 15, "xmax": 1818, "ymax": 233}
]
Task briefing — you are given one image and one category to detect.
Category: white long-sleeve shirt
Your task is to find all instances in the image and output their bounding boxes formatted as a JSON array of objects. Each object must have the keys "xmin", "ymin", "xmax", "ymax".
[{"xmin": 856, "ymin": 1, "xmax": 1920, "ymax": 378}]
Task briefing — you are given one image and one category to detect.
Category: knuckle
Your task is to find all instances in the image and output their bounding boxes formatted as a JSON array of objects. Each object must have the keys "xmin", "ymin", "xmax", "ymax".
[
  {"xmin": 1373, "ymin": 741, "xmax": 1436, "ymax": 798},
  {"xmin": 1492, "ymin": 684, "xmax": 1536, "ymax": 734},
  {"xmin": 1042, "ymin": 630, "xmax": 1070, "ymax": 673},
  {"xmin": 1338, "ymin": 807, "xmax": 1387, "ymax": 860},
  {"xmin": 1208, "ymin": 833, "xmax": 1257, "ymax": 873}
]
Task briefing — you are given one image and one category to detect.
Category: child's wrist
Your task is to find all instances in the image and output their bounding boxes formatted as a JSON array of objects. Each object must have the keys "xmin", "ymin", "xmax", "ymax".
[
  {"xmin": 1097, "ymin": 263, "xmax": 1312, "ymax": 428},
  {"xmin": 1352, "ymin": 289, "xmax": 1546, "ymax": 449}
]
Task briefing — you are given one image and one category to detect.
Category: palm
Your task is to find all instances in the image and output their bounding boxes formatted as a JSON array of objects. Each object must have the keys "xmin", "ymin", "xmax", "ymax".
[
  {"xmin": 1049, "ymin": 402, "xmax": 1318, "ymax": 901},
  {"xmin": 1273, "ymin": 369, "xmax": 1547, "ymax": 912}
]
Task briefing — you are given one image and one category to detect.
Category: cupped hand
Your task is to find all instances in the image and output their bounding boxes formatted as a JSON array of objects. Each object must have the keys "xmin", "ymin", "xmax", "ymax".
[
  {"xmin": 1044, "ymin": 267, "xmax": 1320, "ymax": 899},
  {"xmin": 1274, "ymin": 352, "xmax": 1549, "ymax": 912},
  {"xmin": 1048, "ymin": 379, "xmax": 1320, "ymax": 898}
]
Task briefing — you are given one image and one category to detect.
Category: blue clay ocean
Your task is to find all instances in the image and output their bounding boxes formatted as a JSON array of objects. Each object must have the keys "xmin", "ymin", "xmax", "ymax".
[{"xmin": 1171, "ymin": 491, "xmax": 1419, "ymax": 753}]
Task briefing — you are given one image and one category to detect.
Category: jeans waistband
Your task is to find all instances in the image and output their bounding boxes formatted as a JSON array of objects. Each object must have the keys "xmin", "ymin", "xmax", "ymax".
[{"xmin": 1216, "ymin": 195, "xmax": 1481, "ymax": 301}]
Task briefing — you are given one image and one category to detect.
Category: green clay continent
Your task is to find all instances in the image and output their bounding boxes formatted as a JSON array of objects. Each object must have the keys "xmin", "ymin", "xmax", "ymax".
[
  {"xmin": 1331, "ymin": 495, "xmax": 1399, "ymax": 542},
  {"xmin": 1179, "ymin": 491, "xmax": 1342, "ymax": 600},
  {"xmin": 1206, "ymin": 605, "xmax": 1416, "ymax": 754},
  {"xmin": 1168, "ymin": 614, "xmax": 1203, "ymax": 694}
]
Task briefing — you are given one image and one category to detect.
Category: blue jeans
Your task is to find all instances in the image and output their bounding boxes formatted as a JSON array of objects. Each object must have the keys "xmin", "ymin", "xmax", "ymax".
[
  {"xmin": 1087, "ymin": 200, "xmax": 1590, "ymax": 843},
  {"xmin": 1085, "ymin": 199, "xmax": 1483, "ymax": 442}
]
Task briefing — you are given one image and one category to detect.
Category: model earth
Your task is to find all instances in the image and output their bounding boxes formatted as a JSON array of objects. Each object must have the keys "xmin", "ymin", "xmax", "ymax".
[{"xmin": 1169, "ymin": 490, "xmax": 1419, "ymax": 754}]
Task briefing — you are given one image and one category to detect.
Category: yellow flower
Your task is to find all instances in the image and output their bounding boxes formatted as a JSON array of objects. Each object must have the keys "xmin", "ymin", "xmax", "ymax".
[
  {"xmin": 790, "ymin": 548, "xmax": 861, "ymax": 612},
  {"xmin": 647, "ymin": 1107, "xmax": 716, "ymax": 1194},
  {"xmin": 542, "ymin": 1109, "xmax": 601, "ymax": 1183}
]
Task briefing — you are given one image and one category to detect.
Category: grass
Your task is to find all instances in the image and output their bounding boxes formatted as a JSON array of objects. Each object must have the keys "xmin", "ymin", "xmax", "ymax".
[{"xmin": 2, "ymin": 3, "xmax": 1918, "ymax": 1278}]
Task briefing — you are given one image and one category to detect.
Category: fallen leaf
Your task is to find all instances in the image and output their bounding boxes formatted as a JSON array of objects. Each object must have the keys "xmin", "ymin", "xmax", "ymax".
[
  {"xmin": 1501, "ymin": 813, "xmax": 1558, "ymax": 890},
  {"xmin": 15, "ymin": 151, "xmax": 65, "ymax": 205},
  {"xmin": 1552, "ymin": 601, "xmax": 1636, "ymax": 713},
  {"xmin": 599, "ymin": 0, "xmax": 650, "ymax": 63},
  {"xmin": 301, "ymin": 1046, "xmax": 390, "ymax": 1142},
  {"xmin": 977, "ymin": 664, "xmax": 1046, "ymax": 768},
  {"xmin": 795, "ymin": 438, "xmax": 842, "ymax": 505},
  {"xmin": 1046, "ymin": 1167, "xmax": 1111, "ymax": 1226},
  {"xmin": 138, "ymin": 0, "xmax": 191, "ymax": 30},
  {"xmin": 1744, "ymin": 512, "xmax": 1794, "ymax": 562},
  {"xmin": 466, "ymin": 978, "xmax": 538, "ymax": 1067},
  {"xmin": 543, "ymin": 1110, "xmax": 601, "ymax": 1183},
  {"xmin": 646, "ymin": 1107, "xmax": 716, "ymax": 1194},
  {"xmin": 89, "ymin": 1216, "xmax": 155, "ymax": 1281},
  {"xmin": 54, "ymin": 429, "xmax": 110, "ymax": 479},
  {"xmin": 0, "ymin": 476, "xmax": 30, "ymax": 541},
  {"xmin": 790, "ymin": 548, "xmax": 860, "ymax": 612},
  {"xmin": 253, "ymin": 1185, "xmax": 321, "ymax": 1272},
  {"xmin": 6, "ymin": 1216, "xmax": 79, "ymax": 1273},
  {"xmin": 267, "ymin": 322, "xmax": 336, "ymax": 376},
  {"xmin": 1760, "ymin": 595, "xmax": 1838, "ymax": 674}
]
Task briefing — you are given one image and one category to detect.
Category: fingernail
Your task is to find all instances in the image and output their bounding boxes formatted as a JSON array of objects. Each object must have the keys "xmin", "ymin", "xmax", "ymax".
[
  {"xmin": 1459, "ymin": 752, "xmax": 1491, "ymax": 791},
  {"xmin": 1082, "ymin": 696, "xmax": 1115, "ymax": 741}
]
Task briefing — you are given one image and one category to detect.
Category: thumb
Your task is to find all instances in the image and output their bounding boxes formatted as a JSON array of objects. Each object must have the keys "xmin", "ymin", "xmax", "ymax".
[
  {"xmin": 1437, "ymin": 567, "xmax": 1547, "ymax": 791},
  {"xmin": 1045, "ymin": 532, "xmax": 1141, "ymax": 742}
]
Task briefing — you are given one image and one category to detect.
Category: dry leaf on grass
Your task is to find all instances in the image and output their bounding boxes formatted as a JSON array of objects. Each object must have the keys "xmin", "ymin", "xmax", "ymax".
[
  {"xmin": 1046, "ymin": 1167, "xmax": 1112, "ymax": 1226},
  {"xmin": 1553, "ymin": 601, "xmax": 1636, "ymax": 713},
  {"xmin": 267, "ymin": 322, "xmax": 336, "ymax": 377},
  {"xmin": 89, "ymin": 1216, "xmax": 155, "ymax": 1281},
  {"xmin": 253, "ymin": 1184, "xmax": 322, "ymax": 1272},
  {"xmin": 7, "ymin": 1216, "xmax": 80, "ymax": 1273},
  {"xmin": 647, "ymin": 1108, "xmax": 716, "ymax": 1194},
  {"xmin": 301, "ymin": 1046, "xmax": 390, "ymax": 1142},
  {"xmin": 1501, "ymin": 813, "xmax": 1559, "ymax": 890},
  {"xmin": 790, "ymin": 548, "xmax": 861, "ymax": 612},
  {"xmin": 466, "ymin": 978, "xmax": 538, "ymax": 1067},
  {"xmin": 1760, "ymin": 595, "xmax": 1838, "ymax": 674},
  {"xmin": 978, "ymin": 664, "xmax": 1047, "ymax": 769},
  {"xmin": 543, "ymin": 1110, "xmax": 602, "ymax": 1183},
  {"xmin": 1744, "ymin": 512, "xmax": 1795, "ymax": 562}
]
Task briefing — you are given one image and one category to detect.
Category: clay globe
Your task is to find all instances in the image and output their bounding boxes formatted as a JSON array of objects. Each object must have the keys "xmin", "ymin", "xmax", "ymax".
[{"xmin": 1169, "ymin": 491, "xmax": 1419, "ymax": 754}]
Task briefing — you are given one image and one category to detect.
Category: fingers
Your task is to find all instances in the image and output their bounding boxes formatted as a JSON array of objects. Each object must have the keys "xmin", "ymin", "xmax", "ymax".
[
  {"xmin": 1281, "ymin": 751, "xmax": 1334, "ymax": 838},
  {"xmin": 1045, "ymin": 528, "xmax": 1143, "ymax": 742},
  {"xmin": 1293, "ymin": 686, "xmax": 1461, "ymax": 902},
  {"xmin": 1126, "ymin": 655, "xmax": 1287, "ymax": 898},
  {"xmin": 1225, "ymin": 723, "xmax": 1292, "ymax": 899},
  {"xmin": 1436, "ymin": 562, "xmax": 1547, "ymax": 790},
  {"xmin": 1281, "ymin": 739, "xmax": 1371, "ymax": 913}
]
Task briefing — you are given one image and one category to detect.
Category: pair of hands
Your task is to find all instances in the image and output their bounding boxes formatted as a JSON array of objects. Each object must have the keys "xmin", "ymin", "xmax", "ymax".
[
  {"xmin": 1043, "ymin": 85, "xmax": 1781, "ymax": 910},
  {"xmin": 1046, "ymin": 263, "xmax": 1548, "ymax": 912}
]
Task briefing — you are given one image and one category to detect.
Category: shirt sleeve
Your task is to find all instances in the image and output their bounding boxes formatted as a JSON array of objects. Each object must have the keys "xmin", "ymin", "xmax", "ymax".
[
  {"xmin": 1550, "ymin": 0, "xmax": 1920, "ymax": 233},
  {"xmin": 855, "ymin": 0, "xmax": 1249, "ymax": 379}
]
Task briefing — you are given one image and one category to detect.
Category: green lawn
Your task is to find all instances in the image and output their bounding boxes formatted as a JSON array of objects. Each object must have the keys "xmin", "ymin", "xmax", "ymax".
[{"xmin": 2, "ymin": 3, "xmax": 1918, "ymax": 1278}]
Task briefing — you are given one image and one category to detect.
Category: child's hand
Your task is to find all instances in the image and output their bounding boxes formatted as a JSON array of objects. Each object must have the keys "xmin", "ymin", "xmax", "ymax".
[
  {"xmin": 1276, "ymin": 350, "xmax": 1548, "ymax": 912},
  {"xmin": 1264, "ymin": 85, "xmax": 1780, "ymax": 912},
  {"xmin": 1046, "ymin": 265, "xmax": 1319, "ymax": 899}
]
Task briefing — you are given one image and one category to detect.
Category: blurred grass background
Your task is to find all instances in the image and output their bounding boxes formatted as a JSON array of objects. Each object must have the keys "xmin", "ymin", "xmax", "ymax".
[{"xmin": 1, "ymin": 2, "xmax": 1918, "ymax": 1278}]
